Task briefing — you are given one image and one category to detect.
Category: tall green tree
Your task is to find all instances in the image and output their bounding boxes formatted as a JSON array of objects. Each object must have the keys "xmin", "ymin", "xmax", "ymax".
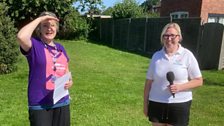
[
  {"xmin": 2, "ymin": 0, "xmax": 75, "ymax": 28},
  {"xmin": 102, "ymin": 7, "xmax": 114, "ymax": 15},
  {"xmin": 76, "ymin": 0, "xmax": 104, "ymax": 15},
  {"xmin": 140, "ymin": 0, "xmax": 160, "ymax": 13},
  {"xmin": 112, "ymin": 0, "xmax": 144, "ymax": 19},
  {"xmin": 58, "ymin": 8, "xmax": 89, "ymax": 40}
]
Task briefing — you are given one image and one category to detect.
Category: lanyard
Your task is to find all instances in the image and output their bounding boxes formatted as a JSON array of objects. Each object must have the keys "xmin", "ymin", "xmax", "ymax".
[{"xmin": 42, "ymin": 40, "xmax": 62, "ymax": 82}]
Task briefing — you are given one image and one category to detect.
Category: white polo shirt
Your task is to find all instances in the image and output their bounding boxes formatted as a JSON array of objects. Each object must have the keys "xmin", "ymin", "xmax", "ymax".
[{"xmin": 146, "ymin": 45, "xmax": 202, "ymax": 103}]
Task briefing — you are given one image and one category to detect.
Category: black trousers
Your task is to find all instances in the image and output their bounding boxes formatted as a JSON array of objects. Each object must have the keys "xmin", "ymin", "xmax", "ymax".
[{"xmin": 29, "ymin": 105, "xmax": 70, "ymax": 126}]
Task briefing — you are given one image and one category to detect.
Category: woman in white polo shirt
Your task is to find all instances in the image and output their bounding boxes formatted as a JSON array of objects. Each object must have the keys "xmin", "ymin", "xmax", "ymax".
[{"xmin": 143, "ymin": 23, "xmax": 203, "ymax": 126}]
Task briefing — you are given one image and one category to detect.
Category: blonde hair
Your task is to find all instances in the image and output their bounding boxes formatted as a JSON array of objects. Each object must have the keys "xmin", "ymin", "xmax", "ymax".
[
  {"xmin": 35, "ymin": 11, "xmax": 59, "ymax": 37},
  {"xmin": 160, "ymin": 23, "xmax": 183, "ymax": 45}
]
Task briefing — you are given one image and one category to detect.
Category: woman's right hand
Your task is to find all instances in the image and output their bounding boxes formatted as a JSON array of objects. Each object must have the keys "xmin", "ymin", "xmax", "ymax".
[
  {"xmin": 143, "ymin": 103, "xmax": 148, "ymax": 117},
  {"xmin": 143, "ymin": 79, "xmax": 152, "ymax": 117},
  {"xmin": 39, "ymin": 15, "xmax": 59, "ymax": 22},
  {"xmin": 17, "ymin": 15, "xmax": 59, "ymax": 52}
]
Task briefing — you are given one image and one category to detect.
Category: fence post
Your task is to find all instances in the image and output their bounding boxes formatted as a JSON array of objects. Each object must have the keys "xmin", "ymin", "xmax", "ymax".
[
  {"xmin": 112, "ymin": 19, "xmax": 114, "ymax": 46},
  {"xmin": 99, "ymin": 19, "xmax": 102, "ymax": 41},
  {"xmin": 196, "ymin": 23, "xmax": 203, "ymax": 59},
  {"xmin": 126, "ymin": 18, "xmax": 131, "ymax": 49},
  {"xmin": 218, "ymin": 31, "xmax": 224, "ymax": 70},
  {"xmin": 144, "ymin": 18, "xmax": 148, "ymax": 52}
]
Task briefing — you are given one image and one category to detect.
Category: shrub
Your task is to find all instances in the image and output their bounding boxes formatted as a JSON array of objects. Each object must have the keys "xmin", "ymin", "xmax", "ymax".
[
  {"xmin": 112, "ymin": 0, "xmax": 144, "ymax": 19},
  {"xmin": 0, "ymin": 3, "xmax": 18, "ymax": 74},
  {"xmin": 59, "ymin": 10, "xmax": 89, "ymax": 40},
  {"xmin": 2, "ymin": 0, "xmax": 74, "ymax": 29}
]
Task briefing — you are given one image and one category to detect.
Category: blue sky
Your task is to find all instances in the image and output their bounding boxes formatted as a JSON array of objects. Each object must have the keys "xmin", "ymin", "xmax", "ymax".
[
  {"xmin": 74, "ymin": 0, "xmax": 145, "ymax": 13},
  {"xmin": 102, "ymin": 0, "xmax": 145, "ymax": 8}
]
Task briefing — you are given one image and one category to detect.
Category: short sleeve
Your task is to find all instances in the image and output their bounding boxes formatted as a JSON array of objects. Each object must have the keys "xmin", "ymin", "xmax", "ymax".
[
  {"xmin": 146, "ymin": 55, "xmax": 155, "ymax": 80},
  {"xmin": 187, "ymin": 51, "xmax": 202, "ymax": 79}
]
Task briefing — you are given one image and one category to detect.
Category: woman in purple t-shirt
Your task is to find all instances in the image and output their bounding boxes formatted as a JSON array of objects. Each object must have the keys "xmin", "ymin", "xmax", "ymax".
[{"xmin": 17, "ymin": 11, "xmax": 73, "ymax": 126}]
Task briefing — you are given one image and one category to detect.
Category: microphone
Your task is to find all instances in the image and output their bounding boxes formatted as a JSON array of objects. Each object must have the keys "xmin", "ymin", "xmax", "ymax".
[{"xmin": 166, "ymin": 71, "xmax": 175, "ymax": 98}]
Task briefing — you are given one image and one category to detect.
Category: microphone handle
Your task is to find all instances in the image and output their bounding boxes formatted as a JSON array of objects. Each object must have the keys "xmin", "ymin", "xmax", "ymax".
[
  {"xmin": 172, "ymin": 93, "xmax": 175, "ymax": 98},
  {"xmin": 170, "ymin": 83, "xmax": 175, "ymax": 98}
]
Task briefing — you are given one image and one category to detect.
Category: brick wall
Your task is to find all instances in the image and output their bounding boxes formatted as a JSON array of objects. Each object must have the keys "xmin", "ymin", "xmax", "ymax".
[
  {"xmin": 160, "ymin": 0, "xmax": 224, "ymax": 23},
  {"xmin": 201, "ymin": 0, "xmax": 224, "ymax": 22},
  {"xmin": 160, "ymin": 0, "xmax": 202, "ymax": 17}
]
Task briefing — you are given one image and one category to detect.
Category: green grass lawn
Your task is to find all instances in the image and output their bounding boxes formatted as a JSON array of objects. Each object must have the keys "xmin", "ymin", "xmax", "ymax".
[{"xmin": 0, "ymin": 40, "xmax": 224, "ymax": 126}]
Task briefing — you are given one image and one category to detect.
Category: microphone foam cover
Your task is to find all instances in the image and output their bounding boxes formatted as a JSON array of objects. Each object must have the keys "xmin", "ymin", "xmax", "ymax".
[{"xmin": 166, "ymin": 71, "xmax": 175, "ymax": 83}]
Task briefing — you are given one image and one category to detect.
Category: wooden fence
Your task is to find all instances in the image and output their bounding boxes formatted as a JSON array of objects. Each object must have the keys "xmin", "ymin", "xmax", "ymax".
[{"xmin": 90, "ymin": 17, "xmax": 224, "ymax": 70}]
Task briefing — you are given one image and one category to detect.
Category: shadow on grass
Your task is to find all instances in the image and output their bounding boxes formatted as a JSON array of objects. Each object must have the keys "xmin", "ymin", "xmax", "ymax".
[
  {"xmin": 202, "ymin": 70, "xmax": 224, "ymax": 87},
  {"xmin": 86, "ymin": 39, "xmax": 154, "ymax": 59},
  {"xmin": 82, "ymin": 39, "xmax": 224, "ymax": 88},
  {"xmin": 203, "ymin": 79, "xmax": 224, "ymax": 87}
]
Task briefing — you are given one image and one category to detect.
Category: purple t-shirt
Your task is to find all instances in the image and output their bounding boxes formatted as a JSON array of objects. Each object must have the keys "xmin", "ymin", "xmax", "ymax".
[{"xmin": 21, "ymin": 37, "xmax": 70, "ymax": 108}]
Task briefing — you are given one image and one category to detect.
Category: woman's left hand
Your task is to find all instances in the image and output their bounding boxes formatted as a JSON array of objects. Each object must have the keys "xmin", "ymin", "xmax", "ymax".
[
  {"xmin": 168, "ymin": 84, "xmax": 181, "ymax": 94},
  {"xmin": 64, "ymin": 79, "xmax": 73, "ymax": 89}
]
